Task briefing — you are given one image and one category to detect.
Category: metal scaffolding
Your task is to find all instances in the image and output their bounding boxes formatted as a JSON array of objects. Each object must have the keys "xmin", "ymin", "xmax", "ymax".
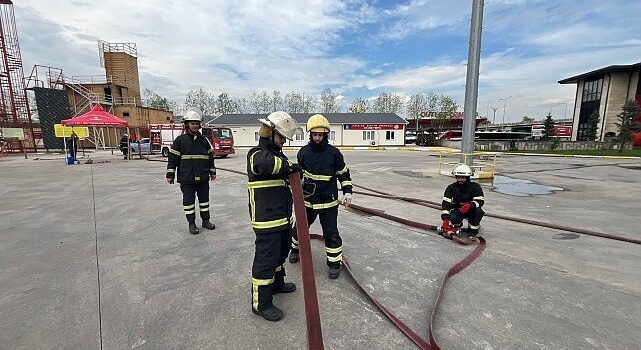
[{"xmin": 0, "ymin": 0, "xmax": 34, "ymax": 152}]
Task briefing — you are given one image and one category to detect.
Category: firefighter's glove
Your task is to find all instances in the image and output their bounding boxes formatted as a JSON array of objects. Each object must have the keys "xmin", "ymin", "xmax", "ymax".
[
  {"xmin": 442, "ymin": 219, "xmax": 452, "ymax": 232},
  {"xmin": 460, "ymin": 202, "xmax": 473, "ymax": 214},
  {"xmin": 286, "ymin": 163, "xmax": 303, "ymax": 176},
  {"xmin": 341, "ymin": 193, "xmax": 353, "ymax": 207}
]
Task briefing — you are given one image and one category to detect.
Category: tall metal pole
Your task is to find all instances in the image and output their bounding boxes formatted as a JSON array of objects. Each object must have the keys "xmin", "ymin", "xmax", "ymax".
[{"xmin": 461, "ymin": 0, "xmax": 484, "ymax": 165}]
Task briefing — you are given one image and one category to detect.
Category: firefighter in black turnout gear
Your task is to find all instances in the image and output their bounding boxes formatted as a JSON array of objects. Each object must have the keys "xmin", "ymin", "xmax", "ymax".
[
  {"xmin": 441, "ymin": 164, "xmax": 485, "ymax": 239},
  {"xmin": 166, "ymin": 110, "xmax": 217, "ymax": 235},
  {"xmin": 289, "ymin": 114, "xmax": 353, "ymax": 280},
  {"xmin": 248, "ymin": 111, "xmax": 301, "ymax": 322}
]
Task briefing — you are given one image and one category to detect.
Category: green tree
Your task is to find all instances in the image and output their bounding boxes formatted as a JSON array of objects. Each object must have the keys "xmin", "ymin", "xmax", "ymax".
[
  {"xmin": 586, "ymin": 110, "xmax": 600, "ymax": 141},
  {"xmin": 615, "ymin": 100, "xmax": 641, "ymax": 152},
  {"xmin": 522, "ymin": 116, "xmax": 534, "ymax": 123},
  {"xmin": 319, "ymin": 88, "xmax": 341, "ymax": 113},
  {"xmin": 371, "ymin": 92, "xmax": 404, "ymax": 114},
  {"xmin": 184, "ymin": 88, "xmax": 215, "ymax": 115},
  {"xmin": 406, "ymin": 93, "xmax": 427, "ymax": 132},
  {"xmin": 543, "ymin": 113, "xmax": 555, "ymax": 141},
  {"xmin": 348, "ymin": 97, "xmax": 369, "ymax": 113},
  {"xmin": 215, "ymin": 92, "xmax": 237, "ymax": 114},
  {"xmin": 142, "ymin": 88, "xmax": 177, "ymax": 112}
]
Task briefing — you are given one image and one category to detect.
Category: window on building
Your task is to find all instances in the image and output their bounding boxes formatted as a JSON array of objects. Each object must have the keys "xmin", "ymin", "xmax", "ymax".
[
  {"xmin": 123, "ymin": 112, "xmax": 130, "ymax": 117},
  {"xmin": 577, "ymin": 77, "xmax": 604, "ymax": 140},
  {"xmin": 362, "ymin": 130, "xmax": 374, "ymax": 140},
  {"xmin": 329, "ymin": 131, "xmax": 335, "ymax": 140},
  {"xmin": 104, "ymin": 87, "xmax": 112, "ymax": 103},
  {"xmin": 294, "ymin": 129, "xmax": 304, "ymax": 141},
  {"xmin": 254, "ymin": 131, "xmax": 259, "ymax": 141},
  {"xmin": 386, "ymin": 131, "xmax": 395, "ymax": 140},
  {"xmin": 582, "ymin": 77, "xmax": 603, "ymax": 102}
]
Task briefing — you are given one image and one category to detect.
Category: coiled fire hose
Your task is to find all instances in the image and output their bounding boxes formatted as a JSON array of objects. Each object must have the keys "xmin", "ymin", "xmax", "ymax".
[
  {"xmin": 352, "ymin": 184, "xmax": 641, "ymax": 245},
  {"xmin": 216, "ymin": 166, "xmax": 486, "ymax": 349},
  {"xmin": 155, "ymin": 160, "xmax": 638, "ymax": 348}
]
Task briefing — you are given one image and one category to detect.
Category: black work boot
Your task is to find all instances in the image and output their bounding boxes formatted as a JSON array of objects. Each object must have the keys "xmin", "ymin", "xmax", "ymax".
[
  {"xmin": 288, "ymin": 249, "xmax": 299, "ymax": 264},
  {"xmin": 188, "ymin": 222, "xmax": 199, "ymax": 235},
  {"xmin": 252, "ymin": 305, "xmax": 284, "ymax": 322},
  {"xmin": 466, "ymin": 227, "xmax": 479, "ymax": 238},
  {"xmin": 273, "ymin": 274, "xmax": 296, "ymax": 294},
  {"xmin": 328, "ymin": 265, "xmax": 341, "ymax": 279},
  {"xmin": 202, "ymin": 220, "xmax": 216, "ymax": 230}
]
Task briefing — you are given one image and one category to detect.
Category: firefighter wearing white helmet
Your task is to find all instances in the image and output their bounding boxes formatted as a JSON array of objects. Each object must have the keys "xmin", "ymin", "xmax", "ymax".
[
  {"xmin": 247, "ymin": 111, "xmax": 302, "ymax": 322},
  {"xmin": 289, "ymin": 113, "xmax": 352, "ymax": 280},
  {"xmin": 166, "ymin": 109, "xmax": 216, "ymax": 235},
  {"xmin": 441, "ymin": 163, "xmax": 485, "ymax": 240}
]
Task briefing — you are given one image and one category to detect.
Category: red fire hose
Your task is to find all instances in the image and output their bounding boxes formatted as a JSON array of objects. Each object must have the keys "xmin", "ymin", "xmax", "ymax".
[
  {"xmin": 214, "ymin": 166, "xmax": 486, "ymax": 349},
  {"xmin": 289, "ymin": 174, "xmax": 325, "ymax": 350},
  {"xmin": 352, "ymin": 184, "xmax": 641, "ymax": 245}
]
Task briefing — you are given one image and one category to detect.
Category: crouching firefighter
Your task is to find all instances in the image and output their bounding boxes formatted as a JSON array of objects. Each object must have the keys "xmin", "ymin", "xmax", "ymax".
[
  {"xmin": 166, "ymin": 109, "xmax": 216, "ymax": 235},
  {"xmin": 441, "ymin": 163, "xmax": 485, "ymax": 239},
  {"xmin": 248, "ymin": 111, "xmax": 302, "ymax": 322},
  {"xmin": 289, "ymin": 114, "xmax": 353, "ymax": 280}
]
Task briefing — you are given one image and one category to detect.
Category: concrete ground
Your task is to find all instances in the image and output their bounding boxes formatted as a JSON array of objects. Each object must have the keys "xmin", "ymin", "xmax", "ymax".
[{"xmin": 0, "ymin": 149, "xmax": 640, "ymax": 350}]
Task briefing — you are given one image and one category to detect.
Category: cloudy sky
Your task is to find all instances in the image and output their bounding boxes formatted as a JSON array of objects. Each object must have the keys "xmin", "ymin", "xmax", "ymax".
[{"xmin": 14, "ymin": 0, "xmax": 641, "ymax": 122}]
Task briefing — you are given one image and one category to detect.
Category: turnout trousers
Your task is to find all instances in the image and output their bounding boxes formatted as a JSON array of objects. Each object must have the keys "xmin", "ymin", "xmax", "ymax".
[
  {"xmin": 449, "ymin": 207, "xmax": 484, "ymax": 234},
  {"xmin": 291, "ymin": 206, "xmax": 343, "ymax": 268},
  {"xmin": 180, "ymin": 182, "xmax": 210, "ymax": 223},
  {"xmin": 251, "ymin": 226, "xmax": 293, "ymax": 312}
]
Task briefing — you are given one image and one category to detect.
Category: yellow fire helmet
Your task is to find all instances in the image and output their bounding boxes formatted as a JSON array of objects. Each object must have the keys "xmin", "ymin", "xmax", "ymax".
[{"xmin": 306, "ymin": 114, "xmax": 330, "ymax": 133}]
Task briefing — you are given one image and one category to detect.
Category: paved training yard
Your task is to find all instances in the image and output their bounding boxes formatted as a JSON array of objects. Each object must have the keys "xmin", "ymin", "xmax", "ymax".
[{"xmin": 1, "ymin": 149, "xmax": 640, "ymax": 350}]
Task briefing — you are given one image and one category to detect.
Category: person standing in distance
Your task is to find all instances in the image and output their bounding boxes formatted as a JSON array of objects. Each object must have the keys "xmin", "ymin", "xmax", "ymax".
[{"xmin": 166, "ymin": 109, "xmax": 217, "ymax": 235}]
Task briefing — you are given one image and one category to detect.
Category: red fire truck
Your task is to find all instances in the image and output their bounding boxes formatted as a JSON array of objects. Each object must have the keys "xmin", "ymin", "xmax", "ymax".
[{"xmin": 149, "ymin": 124, "xmax": 235, "ymax": 158}]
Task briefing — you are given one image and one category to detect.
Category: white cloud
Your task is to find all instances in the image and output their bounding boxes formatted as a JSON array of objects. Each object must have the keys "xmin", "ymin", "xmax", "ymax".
[
  {"xmin": 15, "ymin": 0, "xmax": 365, "ymax": 99},
  {"xmin": 10, "ymin": 0, "xmax": 641, "ymax": 122}
]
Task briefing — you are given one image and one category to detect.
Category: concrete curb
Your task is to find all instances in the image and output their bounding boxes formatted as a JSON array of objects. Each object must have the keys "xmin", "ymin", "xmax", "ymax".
[
  {"xmin": 234, "ymin": 146, "xmax": 640, "ymax": 159},
  {"xmin": 501, "ymin": 152, "xmax": 640, "ymax": 160}
]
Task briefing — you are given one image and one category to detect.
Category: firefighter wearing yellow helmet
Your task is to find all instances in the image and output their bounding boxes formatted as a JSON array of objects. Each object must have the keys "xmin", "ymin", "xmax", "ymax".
[
  {"xmin": 289, "ymin": 114, "xmax": 353, "ymax": 280},
  {"xmin": 441, "ymin": 163, "xmax": 485, "ymax": 240},
  {"xmin": 247, "ymin": 111, "xmax": 302, "ymax": 322}
]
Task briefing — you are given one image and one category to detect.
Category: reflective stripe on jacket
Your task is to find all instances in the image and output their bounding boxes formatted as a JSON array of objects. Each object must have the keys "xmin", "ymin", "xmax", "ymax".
[
  {"xmin": 247, "ymin": 138, "xmax": 294, "ymax": 233},
  {"xmin": 297, "ymin": 142, "xmax": 352, "ymax": 210},
  {"xmin": 441, "ymin": 181, "xmax": 485, "ymax": 219},
  {"xmin": 166, "ymin": 132, "xmax": 215, "ymax": 184}
]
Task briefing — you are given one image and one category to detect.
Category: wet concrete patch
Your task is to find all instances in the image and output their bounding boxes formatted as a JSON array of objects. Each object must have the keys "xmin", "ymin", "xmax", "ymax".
[
  {"xmin": 618, "ymin": 165, "xmax": 641, "ymax": 171},
  {"xmin": 393, "ymin": 171, "xmax": 432, "ymax": 178},
  {"xmin": 490, "ymin": 175, "xmax": 564, "ymax": 197}
]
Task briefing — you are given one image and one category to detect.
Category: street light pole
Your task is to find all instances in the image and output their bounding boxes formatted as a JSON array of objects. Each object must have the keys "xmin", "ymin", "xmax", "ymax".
[
  {"xmin": 499, "ymin": 95, "xmax": 512, "ymax": 125},
  {"xmin": 460, "ymin": 0, "xmax": 484, "ymax": 166},
  {"xmin": 491, "ymin": 107, "xmax": 498, "ymax": 125}
]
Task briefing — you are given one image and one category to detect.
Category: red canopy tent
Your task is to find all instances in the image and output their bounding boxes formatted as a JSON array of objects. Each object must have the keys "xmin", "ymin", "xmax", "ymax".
[
  {"xmin": 62, "ymin": 104, "xmax": 128, "ymax": 127},
  {"xmin": 62, "ymin": 104, "xmax": 130, "ymax": 157}
]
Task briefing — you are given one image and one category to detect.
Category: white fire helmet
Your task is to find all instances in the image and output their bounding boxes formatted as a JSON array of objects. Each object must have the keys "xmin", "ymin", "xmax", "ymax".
[
  {"xmin": 258, "ymin": 111, "xmax": 301, "ymax": 140},
  {"xmin": 452, "ymin": 163, "xmax": 474, "ymax": 177}
]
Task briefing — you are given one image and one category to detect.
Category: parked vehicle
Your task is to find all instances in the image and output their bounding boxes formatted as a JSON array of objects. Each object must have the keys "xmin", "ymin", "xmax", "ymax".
[
  {"xmin": 149, "ymin": 124, "xmax": 235, "ymax": 158},
  {"xmin": 129, "ymin": 137, "xmax": 152, "ymax": 154}
]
